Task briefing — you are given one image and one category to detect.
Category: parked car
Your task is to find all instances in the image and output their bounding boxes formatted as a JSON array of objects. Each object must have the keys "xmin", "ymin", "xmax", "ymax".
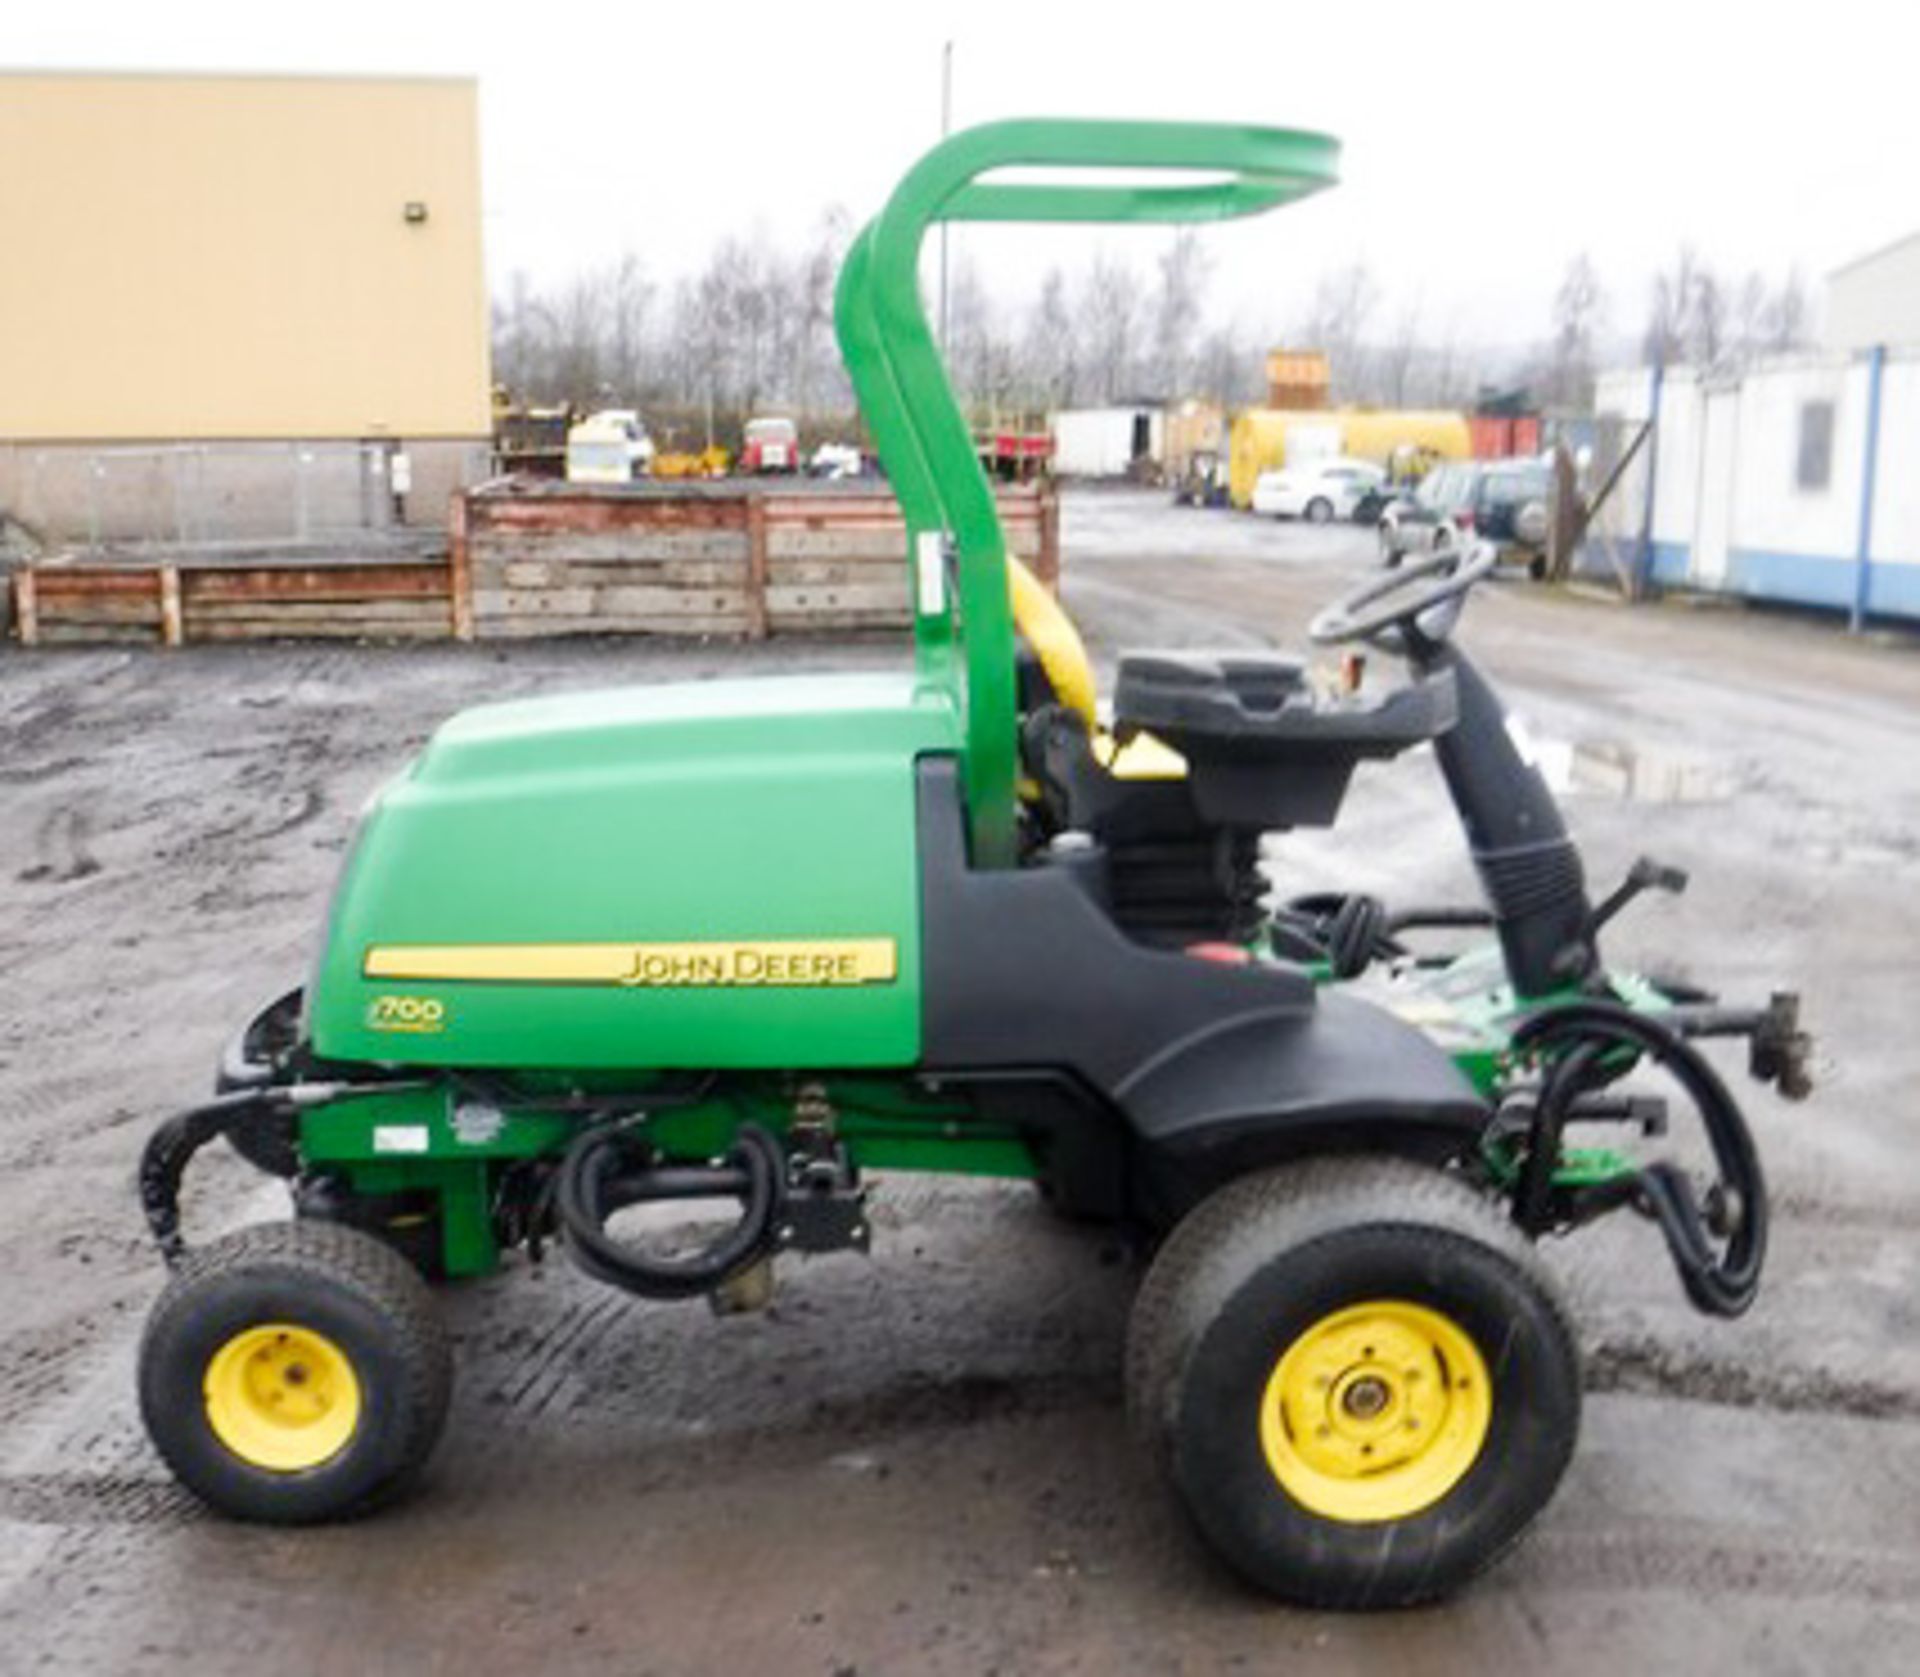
[
  {"xmin": 741, "ymin": 416, "xmax": 800, "ymax": 474},
  {"xmin": 1378, "ymin": 459, "xmax": 1552, "ymax": 572},
  {"xmin": 1250, "ymin": 456, "xmax": 1387, "ymax": 522},
  {"xmin": 809, "ymin": 441, "xmax": 864, "ymax": 479}
]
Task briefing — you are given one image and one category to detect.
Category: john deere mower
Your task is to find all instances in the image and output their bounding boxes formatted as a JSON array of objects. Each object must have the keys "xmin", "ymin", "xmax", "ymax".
[{"xmin": 136, "ymin": 121, "xmax": 1809, "ymax": 1608}]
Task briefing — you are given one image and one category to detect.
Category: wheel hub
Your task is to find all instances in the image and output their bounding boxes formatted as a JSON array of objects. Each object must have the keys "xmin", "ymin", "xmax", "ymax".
[
  {"xmin": 1338, "ymin": 1372, "xmax": 1392, "ymax": 1421},
  {"xmin": 1260, "ymin": 1300, "xmax": 1492, "ymax": 1523},
  {"xmin": 203, "ymin": 1322, "xmax": 362, "ymax": 1472}
]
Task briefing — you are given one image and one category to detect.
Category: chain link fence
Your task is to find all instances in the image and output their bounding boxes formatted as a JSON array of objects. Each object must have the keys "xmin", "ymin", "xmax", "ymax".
[{"xmin": 1, "ymin": 440, "xmax": 421, "ymax": 556}]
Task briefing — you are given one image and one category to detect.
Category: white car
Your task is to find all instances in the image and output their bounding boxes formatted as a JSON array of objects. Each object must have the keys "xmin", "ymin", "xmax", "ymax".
[
  {"xmin": 1251, "ymin": 457, "xmax": 1387, "ymax": 523},
  {"xmin": 809, "ymin": 442, "xmax": 864, "ymax": 479}
]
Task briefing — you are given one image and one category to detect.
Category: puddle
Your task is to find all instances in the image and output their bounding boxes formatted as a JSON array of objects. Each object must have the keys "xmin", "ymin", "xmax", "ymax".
[{"xmin": 1525, "ymin": 726, "xmax": 1737, "ymax": 804}]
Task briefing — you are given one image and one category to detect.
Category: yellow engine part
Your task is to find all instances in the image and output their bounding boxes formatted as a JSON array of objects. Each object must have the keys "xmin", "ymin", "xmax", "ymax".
[
  {"xmin": 1007, "ymin": 554, "xmax": 1096, "ymax": 728},
  {"xmin": 1006, "ymin": 554, "xmax": 1186, "ymax": 782}
]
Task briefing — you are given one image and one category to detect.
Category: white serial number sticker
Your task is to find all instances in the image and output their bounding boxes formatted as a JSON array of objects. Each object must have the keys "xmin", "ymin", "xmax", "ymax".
[{"xmin": 372, "ymin": 1125, "xmax": 431, "ymax": 1155}]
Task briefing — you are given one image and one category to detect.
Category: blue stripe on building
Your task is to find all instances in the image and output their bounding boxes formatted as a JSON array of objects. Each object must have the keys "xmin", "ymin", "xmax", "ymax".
[
  {"xmin": 1725, "ymin": 550, "xmax": 1858, "ymax": 611},
  {"xmin": 1649, "ymin": 542, "xmax": 1690, "ymax": 585},
  {"xmin": 1643, "ymin": 545, "xmax": 1920, "ymax": 620}
]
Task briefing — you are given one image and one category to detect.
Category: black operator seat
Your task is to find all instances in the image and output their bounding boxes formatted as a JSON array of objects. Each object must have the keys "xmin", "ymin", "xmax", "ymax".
[{"xmin": 1112, "ymin": 650, "xmax": 1458, "ymax": 828}]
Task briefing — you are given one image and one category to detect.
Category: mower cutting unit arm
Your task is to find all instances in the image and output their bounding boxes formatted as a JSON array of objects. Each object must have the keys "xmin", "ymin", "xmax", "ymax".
[{"xmin": 135, "ymin": 119, "xmax": 1806, "ymax": 1610}]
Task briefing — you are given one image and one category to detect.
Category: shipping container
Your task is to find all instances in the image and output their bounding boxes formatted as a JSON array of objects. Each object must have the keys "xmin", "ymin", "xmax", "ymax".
[
  {"xmin": 1468, "ymin": 415, "xmax": 1543, "ymax": 459},
  {"xmin": 1051, "ymin": 406, "xmax": 1165, "ymax": 478},
  {"xmin": 1228, "ymin": 409, "xmax": 1471, "ymax": 507}
]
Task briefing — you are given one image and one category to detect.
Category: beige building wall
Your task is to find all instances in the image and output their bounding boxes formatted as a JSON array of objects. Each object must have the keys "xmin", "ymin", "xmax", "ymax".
[{"xmin": 0, "ymin": 72, "xmax": 490, "ymax": 442}]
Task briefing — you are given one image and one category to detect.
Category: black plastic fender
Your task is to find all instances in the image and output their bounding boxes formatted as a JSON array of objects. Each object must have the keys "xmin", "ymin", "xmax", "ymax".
[
  {"xmin": 916, "ymin": 758, "xmax": 1488, "ymax": 1160},
  {"xmin": 1113, "ymin": 990, "xmax": 1487, "ymax": 1159}
]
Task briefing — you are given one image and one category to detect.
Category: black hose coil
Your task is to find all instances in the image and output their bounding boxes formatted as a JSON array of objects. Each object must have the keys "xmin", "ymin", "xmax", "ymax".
[
  {"xmin": 555, "ymin": 1121, "xmax": 784, "ymax": 1301},
  {"xmin": 1511, "ymin": 999, "xmax": 1767, "ymax": 1318}
]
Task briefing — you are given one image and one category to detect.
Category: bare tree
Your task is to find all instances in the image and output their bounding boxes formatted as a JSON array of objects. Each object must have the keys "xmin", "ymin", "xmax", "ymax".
[
  {"xmin": 667, "ymin": 270, "xmax": 729, "ymax": 445},
  {"xmin": 945, "ymin": 253, "xmax": 992, "ymax": 415},
  {"xmin": 1547, "ymin": 252, "xmax": 1605, "ymax": 408},
  {"xmin": 1192, "ymin": 325, "xmax": 1255, "ymax": 406},
  {"xmin": 492, "ymin": 269, "xmax": 541, "ymax": 398},
  {"xmin": 604, "ymin": 255, "xmax": 655, "ymax": 399},
  {"xmin": 1021, "ymin": 266, "xmax": 1079, "ymax": 411},
  {"xmin": 1082, "ymin": 252, "xmax": 1142, "ymax": 402},
  {"xmin": 790, "ymin": 207, "xmax": 852, "ymax": 419},
  {"xmin": 1762, "ymin": 268, "xmax": 1810, "ymax": 352},
  {"xmin": 1690, "ymin": 266, "xmax": 1727, "ymax": 367},
  {"xmin": 1730, "ymin": 270, "xmax": 1770, "ymax": 368},
  {"xmin": 1299, "ymin": 260, "xmax": 1380, "ymax": 399},
  {"xmin": 492, "ymin": 219, "xmax": 1600, "ymax": 440},
  {"xmin": 1643, "ymin": 246, "xmax": 1702, "ymax": 367},
  {"xmin": 1147, "ymin": 229, "xmax": 1211, "ymax": 396},
  {"xmin": 1377, "ymin": 306, "xmax": 1423, "ymax": 407},
  {"xmin": 548, "ymin": 271, "xmax": 612, "ymax": 404}
]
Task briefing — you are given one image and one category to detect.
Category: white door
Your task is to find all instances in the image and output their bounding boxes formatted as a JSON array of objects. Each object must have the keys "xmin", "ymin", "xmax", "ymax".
[{"xmin": 1693, "ymin": 390, "xmax": 1739, "ymax": 588}]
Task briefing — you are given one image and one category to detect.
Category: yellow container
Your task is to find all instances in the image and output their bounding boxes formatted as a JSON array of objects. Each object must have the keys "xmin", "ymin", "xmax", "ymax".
[
  {"xmin": 1228, "ymin": 409, "xmax": 1471, "ymax": 507},
  {"xmin": 1265, "ymin": 350, "xmax": 1328, "ymax": 385}
]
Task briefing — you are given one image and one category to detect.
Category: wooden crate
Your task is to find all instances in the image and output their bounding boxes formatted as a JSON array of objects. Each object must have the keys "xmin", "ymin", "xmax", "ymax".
[
  {"xmin": 7, "ymin": 478, "xmax": 1062, "ymax": 646},
  {"xmin": 9, "ymin": 559, "xmax": 453, "ymax": 646}
]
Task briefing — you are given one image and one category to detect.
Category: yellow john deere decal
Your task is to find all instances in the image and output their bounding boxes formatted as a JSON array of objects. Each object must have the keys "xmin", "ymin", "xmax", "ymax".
[{"xmin": 364, "ymin": 939, "xmax": 898, "ymax": 989}]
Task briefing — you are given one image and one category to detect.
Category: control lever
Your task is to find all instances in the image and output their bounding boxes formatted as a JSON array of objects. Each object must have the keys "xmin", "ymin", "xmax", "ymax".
[{"xmin": 1589, "ymin": 855, "xmax": 1688, "ymax": 936}]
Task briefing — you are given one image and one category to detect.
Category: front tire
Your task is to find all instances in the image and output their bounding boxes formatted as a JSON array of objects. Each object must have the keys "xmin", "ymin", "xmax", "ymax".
[
  {"xmin": 1304, "ymin": 496, "xmax": 1334, "ymax": 524},
  {"xmin": 1126, "ymin": 1158, "xmax": 1579, "ymax": 1608},
  {"xmin": 139, "ymin": 1221, "xmax": 452, "ymax": 1523}
]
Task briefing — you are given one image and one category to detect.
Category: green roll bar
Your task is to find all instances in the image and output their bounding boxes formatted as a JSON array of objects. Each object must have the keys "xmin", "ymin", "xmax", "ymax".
[{"xmin": 832, "ymin": 119, "xmax": 1341, "ymax": 865}]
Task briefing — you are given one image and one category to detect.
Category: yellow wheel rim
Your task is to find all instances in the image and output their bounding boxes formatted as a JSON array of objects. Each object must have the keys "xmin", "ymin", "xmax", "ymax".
[
  {"xmin": 1260, "ymin": 1300, "xmax": 1492, "ymax": 1524},
  {"xmin": 203, "ymin": 1323, "xmax": 362, "ymax": 1472}
]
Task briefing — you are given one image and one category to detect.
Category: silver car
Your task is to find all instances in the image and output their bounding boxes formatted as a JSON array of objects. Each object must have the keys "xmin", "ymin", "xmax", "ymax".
[{"xmin": 1378, "ymin": 460, "xmax": 1551, "ymax": 572}]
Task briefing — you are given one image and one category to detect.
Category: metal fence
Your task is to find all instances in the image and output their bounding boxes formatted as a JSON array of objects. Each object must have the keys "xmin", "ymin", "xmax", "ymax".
[{"xmin": 1, "ymin": 440, "xmax": 413, "ymax": 555}]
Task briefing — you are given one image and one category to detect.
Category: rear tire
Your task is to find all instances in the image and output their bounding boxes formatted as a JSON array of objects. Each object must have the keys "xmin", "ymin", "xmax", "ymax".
[
  {"xmin": 1304, "ymin": 497, "xmax": 1335, "ymax": 525},
  {"xmin": 139, "ymin": 1221, "xmax": 452, "ymax": 1523},
  {"xmin": 1126, "ymin": 1157, "xmax": 1579, "ymax": 1608}
]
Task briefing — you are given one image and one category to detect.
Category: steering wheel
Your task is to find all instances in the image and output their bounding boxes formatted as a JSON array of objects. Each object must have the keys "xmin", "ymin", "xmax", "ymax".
[{"xmin": 1308, "ymin": 545, "xmax": 1497, "ymax": 646}]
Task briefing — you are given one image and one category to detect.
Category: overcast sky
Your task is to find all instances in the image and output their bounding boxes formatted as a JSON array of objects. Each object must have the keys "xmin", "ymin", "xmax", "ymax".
[{"xmin": 5, "ymin": 1, "xmax": 1913, "ymax": 357}]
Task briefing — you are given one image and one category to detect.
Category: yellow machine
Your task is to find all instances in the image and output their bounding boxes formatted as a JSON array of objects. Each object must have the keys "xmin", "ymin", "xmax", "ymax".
[
  {"xmin": 652, "ymin": 445, "xmax": 731, "ymax": 480},
  {"xmin": 1229, "ymin": 409, "xmax": 1470, "ymax": 508}
]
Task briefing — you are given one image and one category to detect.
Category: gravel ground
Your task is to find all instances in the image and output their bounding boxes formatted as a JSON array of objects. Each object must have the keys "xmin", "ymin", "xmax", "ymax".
[{"xmin": 2, "ymin": 487, "xmax": 1918, "ymax": 1673}]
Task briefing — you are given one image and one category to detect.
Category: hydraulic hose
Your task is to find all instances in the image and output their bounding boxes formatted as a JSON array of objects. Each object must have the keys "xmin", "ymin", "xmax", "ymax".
[
  {"xmin": 1270, "ymin": 893, "xmax": 1495, "ymax": 977},
  {"xmin": 1271, "ymin": 892, "xmax": 1398, "ymax": 976},
  {"xmin": 555, "ymin": 1121, "xmax": 784, "ymax": 1301},
  {"xmin": 1511, "ymin": 999, "xmax": 1767, "ymax": 1318}
]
